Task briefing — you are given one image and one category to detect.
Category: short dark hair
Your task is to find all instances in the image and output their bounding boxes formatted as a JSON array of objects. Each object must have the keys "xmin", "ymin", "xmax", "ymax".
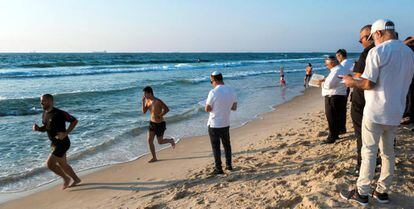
[
  {"xmin": 360, "ymin": 24, "xmax": 372, "ymax": 33},
  {"xmin": 308, "ymin": 63, "xmax": 312, "ymax": 67},
  {"xmin": 143, "ymin": 86, "xmax": 154, "ymax": 95},
  {"xmin": 325, "ymin": 55, "xmax": 338, "ymax": 64},
  {"xmin": 41, "ymin": 94, "xmax": 54, "ymax": 101},
  {"xmin": 211, "ymin": 73, "xmax": 223, "ymax": 82},
  {"xmin": 336, "ymin": 49, "xmax": 347, "ymax": 58}
]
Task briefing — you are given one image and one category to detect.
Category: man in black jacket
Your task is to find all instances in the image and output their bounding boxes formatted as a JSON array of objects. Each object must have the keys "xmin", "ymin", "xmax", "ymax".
[{"xmin": 351, "ymin": 25, "xmax": 375, "ymax": 174}]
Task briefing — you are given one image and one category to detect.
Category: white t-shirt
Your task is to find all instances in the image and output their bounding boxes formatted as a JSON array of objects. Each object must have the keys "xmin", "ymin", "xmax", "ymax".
[
  {"xmin": 321, "ymin": 65, "xmax": 348, "ymax": 96},
  {"xmin": 340, "ymin": 59, "xmax": 354, "ymax": 75},
  {"xmin": 206, "ymin": 85, "xmax": 237, "ymax": 128},
  {"xmin": 362, "ymin": 39, "xmax": 414, "ymax": 126}
]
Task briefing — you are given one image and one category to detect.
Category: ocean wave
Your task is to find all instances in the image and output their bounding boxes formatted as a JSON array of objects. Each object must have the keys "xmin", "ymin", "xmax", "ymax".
[
  {"xmin": 17, "ymin": 59, "xmax": 211, "ymax": 69},
  {"xmin": 0, "ymin": 86, "xmax": 139, "ymax": 117},
  {"xmin": 0, "ymin": 57, "xmax": 325, "ymax": 79},
  {"xmin": 0, "ymin": 67, "xmax": 316, "ymax": 117},
  {"xmin": 0, "ymin": 98, "xmax": 43, "ymax": 117}
]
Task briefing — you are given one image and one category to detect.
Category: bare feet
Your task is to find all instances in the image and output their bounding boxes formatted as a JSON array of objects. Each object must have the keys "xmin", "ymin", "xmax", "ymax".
[
  {"xmin": 69, "ymin": 178, "xmax": 81, "ymax": 187},
  {"xmin": 171, "ymin": 139, "xmax": 176, "ymax": 149},
  {"xmin": 62, "ymin": 177, "xmax": 71, "ymax": 190},
  {"xmin": 148, "ymin": 158, "xmax": 158, "ymax": 163}
]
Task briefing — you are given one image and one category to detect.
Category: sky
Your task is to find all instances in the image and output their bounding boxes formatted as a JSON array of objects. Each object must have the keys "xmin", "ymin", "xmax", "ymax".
[{"xmin": 0, "ymin": 0, "xmax": 413, "ymax": 53}]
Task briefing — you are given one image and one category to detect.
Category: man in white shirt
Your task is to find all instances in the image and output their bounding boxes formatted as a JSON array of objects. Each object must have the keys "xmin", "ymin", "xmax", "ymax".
[
  {"xmin": 205, "ymin": 71, "xmax": 237, "ymax": 175},
  {"xmin": 319, "ymin": 56, "xmax": 348, "ymax": 144},
  {"xmin": 336, "ymin": 49, "xmax": 354, "ymax": 133},
  {"xmin": 336, "ymin": 49, "xmax": 354, "ymax": 75},
  {"xmin": 340, "ymin": 19, "xmax": 414, "ymax": 206}
]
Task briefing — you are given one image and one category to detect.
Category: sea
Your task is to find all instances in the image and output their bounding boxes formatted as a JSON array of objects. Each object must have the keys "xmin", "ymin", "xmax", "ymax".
[{"xmin": 0, "ymin": 52, "xmax": 358, "ymax": 193}]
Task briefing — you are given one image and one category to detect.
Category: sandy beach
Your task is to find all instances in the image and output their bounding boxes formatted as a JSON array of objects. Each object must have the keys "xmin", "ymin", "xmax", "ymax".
[{"xmin": 1, "ymin": 87, "xmax": 413, "ymax": 209}]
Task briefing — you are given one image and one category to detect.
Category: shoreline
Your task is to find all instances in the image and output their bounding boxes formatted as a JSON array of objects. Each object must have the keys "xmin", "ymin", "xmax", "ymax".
[
  {"xmin": 0, "ymin": 87, "xmax": 322, "ymax": 208},
  {"xmin": 0, "ymin": 87, "xmax": 301, "ymax": 199}
]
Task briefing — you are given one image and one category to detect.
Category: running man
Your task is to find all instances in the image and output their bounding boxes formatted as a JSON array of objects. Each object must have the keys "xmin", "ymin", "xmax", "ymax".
[
  {"xmin": 32, "ymin": 94, "xmax": 81, "ymax": 190},
  {"xmin": 141, "ymin": 86, "xmax": 175, "ymax": 163},
  {"xmin": 304, "ymin": 63, "xmax": 313, "ymax": 88}
]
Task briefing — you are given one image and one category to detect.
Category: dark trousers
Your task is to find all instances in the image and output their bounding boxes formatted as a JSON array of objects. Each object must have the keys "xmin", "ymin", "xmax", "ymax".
[
  {"xmin": 351, "ymin": 101, "xmax": 363, "ymax": 169},
  {"xmin": 325, "ymin": 95, "xmax": 347, "ymax": 140},
  {"xmin": 208, "ymin": 126, "xmax": 232, "ymax": 170},
  {"xmin": 403, "ymin": 78, "xmax": 414, "ymax": 119}
]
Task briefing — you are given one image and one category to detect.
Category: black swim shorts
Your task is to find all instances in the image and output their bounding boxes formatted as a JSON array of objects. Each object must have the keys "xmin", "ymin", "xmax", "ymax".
[
  {"xmin": 148, "ymin": 121, "xmax": 167, "ymax": 137},
  {"xmin": 51, "ymin": 139, "xmax": 70, "ymax": 158}
]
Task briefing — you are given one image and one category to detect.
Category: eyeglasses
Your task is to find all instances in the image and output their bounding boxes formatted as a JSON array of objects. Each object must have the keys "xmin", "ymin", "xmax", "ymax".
[{"xmin": 359, "ymin": 35, "xmax": 369, "ymax": 44}]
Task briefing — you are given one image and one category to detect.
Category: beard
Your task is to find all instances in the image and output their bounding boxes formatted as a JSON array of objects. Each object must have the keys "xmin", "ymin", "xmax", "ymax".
[{"xmin": 42, "ymin": 105, "xmax": 49, "ymax": 110}]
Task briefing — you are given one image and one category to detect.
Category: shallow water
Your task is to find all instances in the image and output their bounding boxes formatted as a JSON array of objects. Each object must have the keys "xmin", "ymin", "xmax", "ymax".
[{"xmin": 0, "ymin": 52, "xmax": 358, "ymax": 192}]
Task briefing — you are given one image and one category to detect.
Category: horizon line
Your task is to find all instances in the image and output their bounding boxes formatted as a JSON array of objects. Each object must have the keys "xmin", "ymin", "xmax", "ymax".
[{"xmin": 0, "ymin": 51, "xmax": 362, "ymax": 54}]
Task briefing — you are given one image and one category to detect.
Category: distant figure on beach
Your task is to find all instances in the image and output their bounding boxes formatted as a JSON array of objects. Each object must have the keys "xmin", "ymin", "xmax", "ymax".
[
  {"xmin": 141, "ymin": 86, "xmax": 175, "ymax": 163},
  {"xmin": 304, "ymin": 63, "xmax": 313, "ymax": 88},
  {"xmin": 401, "ymin": 36, "xmax": 414, "ymax": 125},
  {"xmin": 279, "ymin": 66, "xmax": 286, "ymax": 87},
  {"xmin": 341, "ymin": 19, "xmax": 414, "ymax": 205},
  {"xmin": 32, "ymin": 94, "xmax": 81, "ymax": 189},
  {"xmin": 318, "ymin": 56, "xmax": 347, "ymax": 144},
  {"xmin": 205, "ymin": 71, "xmax": 237, "ymax": 175},
  {"xmin": 350, "ymin": 24, "xmax": 375, "ymax": 175}
]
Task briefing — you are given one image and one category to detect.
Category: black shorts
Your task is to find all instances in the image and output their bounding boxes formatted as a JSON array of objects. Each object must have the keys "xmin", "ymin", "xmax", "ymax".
[
  {"xmin": 149, "ymin": 121, "xmax": 166, "ymax": 137},
  {"xmin": 305, "ymin": 74, "xmax": 312, "ymax": 80},
  {"xmin": 51, "ymin": 139, "xmax": 70, "ymax": 158}
]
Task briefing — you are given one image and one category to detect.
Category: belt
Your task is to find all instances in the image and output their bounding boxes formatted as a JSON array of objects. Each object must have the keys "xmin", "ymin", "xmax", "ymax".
[{"xmin": 325, "ymin": 94, "xmax": 346, "ymax": 98}]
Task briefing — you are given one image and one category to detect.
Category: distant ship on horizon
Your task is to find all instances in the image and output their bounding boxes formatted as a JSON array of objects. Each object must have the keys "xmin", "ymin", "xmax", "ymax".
[{"xmin": 91, "ymin": 50, "xmax": 107, "ymax": 53}]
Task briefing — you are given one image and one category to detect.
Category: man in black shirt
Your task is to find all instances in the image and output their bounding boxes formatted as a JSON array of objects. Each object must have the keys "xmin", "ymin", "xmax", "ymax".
[
  {"xmin": 351, "ymin": 25, "xmax": 375, "ymax": 174},
  {"xmin": 33, "ymin": 94, "xmax": 81, "ymax": 189},
  {"xmin": 401, "ymin": 37, "xmax": 414, "ymax": 124}
]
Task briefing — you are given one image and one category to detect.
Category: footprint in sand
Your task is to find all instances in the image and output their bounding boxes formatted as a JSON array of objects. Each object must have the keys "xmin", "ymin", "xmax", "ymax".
[{"xmin": 284, "ymin": 149, "xmax": 297, "ymax": 155}]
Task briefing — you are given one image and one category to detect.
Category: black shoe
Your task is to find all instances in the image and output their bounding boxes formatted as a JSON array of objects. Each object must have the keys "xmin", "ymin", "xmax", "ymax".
[
  {"xmin": 400, "ymin": 117, "xmax": 414, "ymax": 125},
  {"xmin": 211, "ymin": 169, "xmax": 224, "ymax": 176},
  {"xmin": 347, "ymin": 167, "xmax": 359, "ymax": 176},
  {"xmin": 372, "ymin": 190, "xmax": 389, "ymax": 204},
  {"xmin": 226, "ymin": 165, "xmax": 233, "ymax": 171},
  {"xmin": 340, "ymin": 189, "xmax": 368, "ymax": 206}
]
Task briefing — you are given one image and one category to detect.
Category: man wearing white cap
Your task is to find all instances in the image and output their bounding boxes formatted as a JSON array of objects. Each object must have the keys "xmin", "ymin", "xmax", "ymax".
[
  {"xmin": 341, "ymin": 19, "xmax": 414, "ymax": 205},
  {"xmin": 205, "ymin": 71, "xmax": 237, "ymax": 175}
]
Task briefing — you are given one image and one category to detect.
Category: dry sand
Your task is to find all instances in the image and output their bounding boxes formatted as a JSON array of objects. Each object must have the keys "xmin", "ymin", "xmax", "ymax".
[{"xmin": 1, "ymin": 87, "xmax": 413, "ymax": 209}]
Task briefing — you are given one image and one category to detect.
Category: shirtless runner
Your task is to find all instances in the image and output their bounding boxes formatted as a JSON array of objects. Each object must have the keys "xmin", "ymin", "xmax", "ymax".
[{"xmin": 141, "ymin": 86, "xmax": 175, "ymax": 163}]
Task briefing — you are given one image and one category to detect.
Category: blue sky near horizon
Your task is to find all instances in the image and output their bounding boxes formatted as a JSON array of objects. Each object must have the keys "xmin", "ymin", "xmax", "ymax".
[{"xmin": 0, "ymin": 0, "xmax": 413, "ymax": 53}]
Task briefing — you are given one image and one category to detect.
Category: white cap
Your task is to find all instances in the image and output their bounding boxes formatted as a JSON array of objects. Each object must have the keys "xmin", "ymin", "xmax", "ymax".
[
  {"xmin": 367, "ymin": 19, "xmax": 395, "ymax": 41},
  {"xmin": 211, "ymin": 71, "xmax": 222, "ymax": 76}
]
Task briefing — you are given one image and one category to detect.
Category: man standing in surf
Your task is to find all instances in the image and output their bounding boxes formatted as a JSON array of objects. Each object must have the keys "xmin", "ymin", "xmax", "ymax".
[
  {"xmin": 32, "ymin": 94, "xmax": 81, "ymax": 190},
  {"xmin": 141, "ymin": 86, "xmax": 175, "ymax": 163},
  {"xmin": 205, "ymin": 71, "xmax": 237, "ymax": 175}
]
